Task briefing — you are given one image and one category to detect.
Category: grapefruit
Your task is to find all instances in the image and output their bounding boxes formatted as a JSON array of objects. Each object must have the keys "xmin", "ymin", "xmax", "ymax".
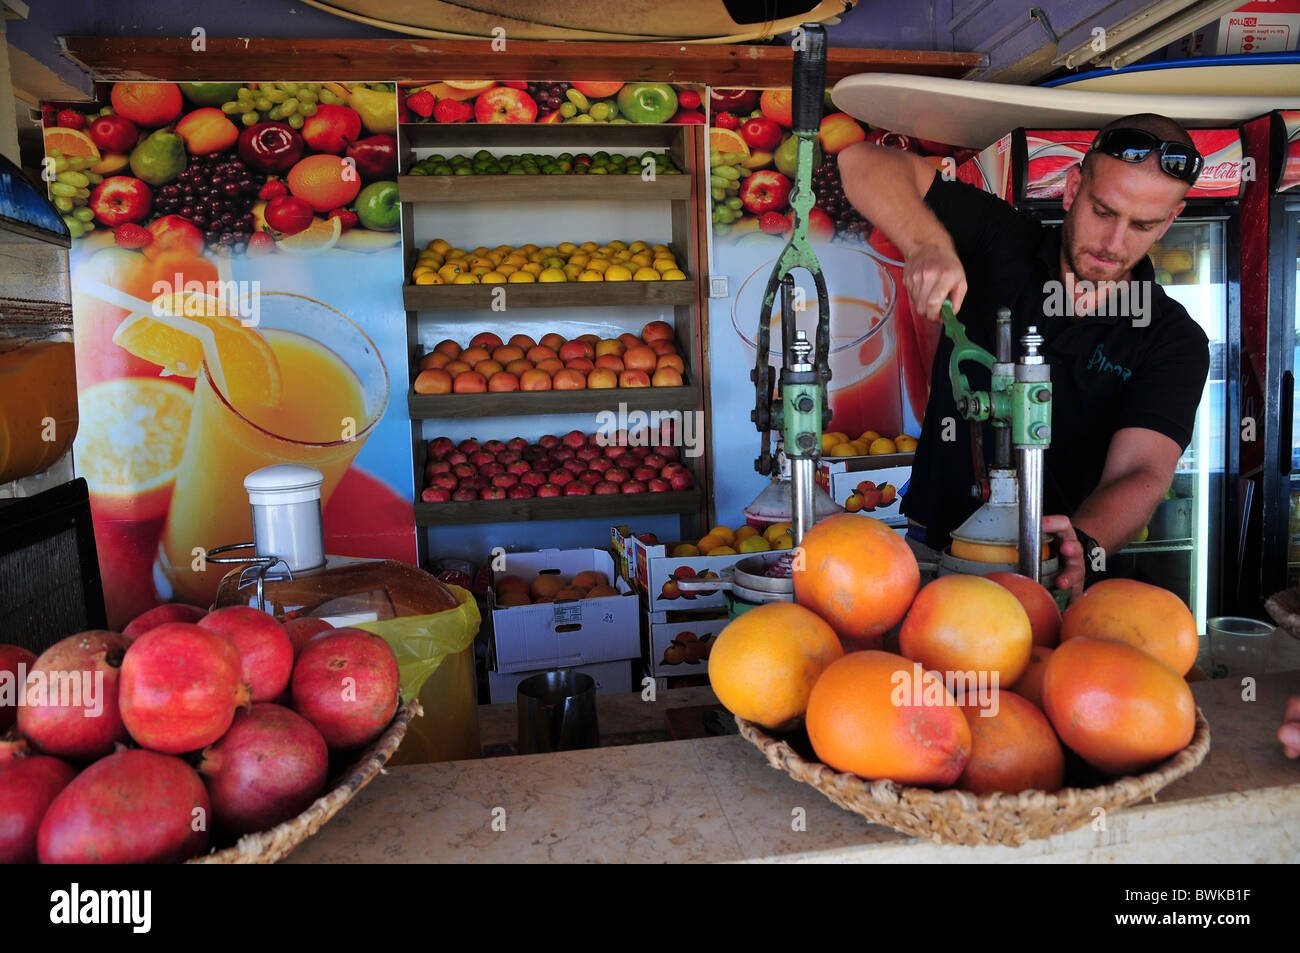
[
  {"xmin": 1008, "ymin": 645, "xmax": 1054, "ymax": 710},
  {"xmin": 899, "ymin": 574, "xmax": 1033, "ymax": 686},
  {"xmin": 957, "ymin": 690, "xmax": 1065, "ymax": 794},
  {"xmin": 708, "ymin": 602, "xmax": 843, "ymax": 731},
  {"xmin": 986, "ymin": 571, "xmax": 1062, "ymax": 647},
  {"xmin": 1059, "ymin": 578, "xmax": 1198, "ymax": 675}
]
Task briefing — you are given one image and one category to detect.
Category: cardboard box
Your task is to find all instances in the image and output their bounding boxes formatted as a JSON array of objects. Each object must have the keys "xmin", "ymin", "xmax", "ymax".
[
  {"xmin": 487, "ymin": 658, "xmax": 635, "ymax": 704},
  {"xmin": 489, "ymin": 548, "xmax": 639, "ymax": 674},
  {"xmin": 643, "ymin": 609, "xmax": 730, "ymax": 678},
  {"xmin": 1166, "ymin": 1, "xmax": 1300, "ymax": 57},
  {"xmin": 611, "ymin": 525, "xmax": 745, "ymax": 612},
  {"xmin": 817, "ymin": 453, "xmax": 913, "ymax": 527}
]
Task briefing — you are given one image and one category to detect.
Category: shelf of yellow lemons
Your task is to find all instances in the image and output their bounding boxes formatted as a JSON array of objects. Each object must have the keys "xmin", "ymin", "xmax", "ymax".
[
  {"xmin": 670, "ymin": 522, "xmax": 794, "ymax": 558},
  {"xmin": 409, "ymin": 238, "xmax": 688, "ymax": 285},
  {"xmin": 821, "ymin": 429, "xmax": 918, "ymax": 458}
]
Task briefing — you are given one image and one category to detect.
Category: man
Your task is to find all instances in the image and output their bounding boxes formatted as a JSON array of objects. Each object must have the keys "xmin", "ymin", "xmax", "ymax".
[{"xmin": 838, "ymin": 114, "xmax": 1210, "ymax": 599}]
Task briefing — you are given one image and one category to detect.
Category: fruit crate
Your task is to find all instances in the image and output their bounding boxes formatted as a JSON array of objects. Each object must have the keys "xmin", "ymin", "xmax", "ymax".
[
  {"xmin": 402, "ymin": 279, "xmax": 696, "ymax": 310},
  {"xmin": 643, "ymin": 608, "xmax": 729, "ymax": 678}
]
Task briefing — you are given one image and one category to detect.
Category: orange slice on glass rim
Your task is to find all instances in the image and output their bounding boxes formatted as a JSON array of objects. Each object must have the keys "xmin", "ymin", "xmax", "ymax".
[{"xmin": 112, "ymin": 291, "xmax": 282, "ymax": 409}]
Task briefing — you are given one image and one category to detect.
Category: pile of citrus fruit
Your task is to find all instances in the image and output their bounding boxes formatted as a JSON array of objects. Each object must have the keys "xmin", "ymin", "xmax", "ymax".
[
  {"xmin": 821, "ymin": 429, "xmax": 917, "ymax": 458},
  {"xmin": 410, "ymin": 238, "xmax": 686, "ymax": 284},
  {"xmin": 669, "ymin": 522, "xmax": 794, "ymax": 557},
  {"xmin": 709, "ymin": 514, "xmax": 1199, "ymax": 795}
]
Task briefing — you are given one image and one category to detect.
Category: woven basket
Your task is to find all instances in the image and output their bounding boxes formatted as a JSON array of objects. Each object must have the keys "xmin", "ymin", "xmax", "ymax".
[
  {"xmin": 186, "ymin": 699, "xmax": 421, "ymax": 864},
  {"xmin": 1265, "ymin": 589, "xmax": 1300, "ymax": 641},
  {"xmin": 736, "ymin": 707, "xmax": 1211, "ymax": 847}
]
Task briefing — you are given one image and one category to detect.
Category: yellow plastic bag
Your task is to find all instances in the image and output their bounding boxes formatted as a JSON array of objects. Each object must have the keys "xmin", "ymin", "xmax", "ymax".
[{"xmin": 354, "ymin": 585, "xmax": 482, "ymax": 764}]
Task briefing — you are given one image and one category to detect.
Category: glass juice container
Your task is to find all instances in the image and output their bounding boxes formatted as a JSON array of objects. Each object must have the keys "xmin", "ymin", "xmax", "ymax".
[{"xmin": 211, "ymin": 464, "xmax": 480, "ymax": 763}]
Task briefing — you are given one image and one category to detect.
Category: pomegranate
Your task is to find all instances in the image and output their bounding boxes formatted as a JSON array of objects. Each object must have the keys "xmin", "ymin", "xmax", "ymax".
[
  {"xmin": 198, "ymin": 703, "xmax": 329, "ymax": 834},
  {"xmin": 0, "ymin": 751, "xmax": 77, "ymax": 863},
  {"xmin": 119, "ymin": 623, "xmax": 250, "ymax": 754},
  {"xmin": 17, "ymin": 631, "xmax": 129, "ymax": 761},
  {"xmin": 198, "ymin": 606, "xmax": 295, "ymax": 702},
  {"xmin": 122, "ymin": 602, "xmax": 207, "ymax": 641},
  {"xmin": 0, "ymin": 644, "xmax": 36, "ymax": 731},
  {"xmin": 291, "ymin": 629, "xmax": 399, "ymax": 750},
  {"xmin": 283, "ymin": 617, "xmax": 335, "ymax": 657},
  {"xmin": 38, "ymin": 749, "xmax": 210, "ymax": 863}
]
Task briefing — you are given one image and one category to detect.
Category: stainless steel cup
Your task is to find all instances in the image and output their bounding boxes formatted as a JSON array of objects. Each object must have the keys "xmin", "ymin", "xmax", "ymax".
[{"xmin": 517, "ymin": 670, "xmax": 599, "ymax": 754}]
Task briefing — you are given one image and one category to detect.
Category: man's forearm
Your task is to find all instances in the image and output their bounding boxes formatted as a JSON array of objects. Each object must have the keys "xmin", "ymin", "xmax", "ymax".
[
  {"xmin": 838, "ymin": 143, "xmax": 950, "ymax": 259},
  {"xmin": 1071, "ymin": 468, "xmax": 1170, "ymax": 557}
]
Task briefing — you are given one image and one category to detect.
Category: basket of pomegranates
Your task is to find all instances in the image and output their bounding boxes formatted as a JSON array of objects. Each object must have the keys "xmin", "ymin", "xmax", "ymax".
[{"xmin": 1, "ymin": 605, "xmax": 418, "ymax": 865}]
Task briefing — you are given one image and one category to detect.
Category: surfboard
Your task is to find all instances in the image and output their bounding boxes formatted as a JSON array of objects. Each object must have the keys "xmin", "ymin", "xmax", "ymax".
[
  {"xmin": 1044, "ymin": 53, "xmax": 1300, "ymax": 96},
  {"xmin": 831, "ymin": 72, "xmax": 1300, "ymax": 151},
  {"xmin": 299, "ymin": 0, "xmax": 850, "ymax": 43}
]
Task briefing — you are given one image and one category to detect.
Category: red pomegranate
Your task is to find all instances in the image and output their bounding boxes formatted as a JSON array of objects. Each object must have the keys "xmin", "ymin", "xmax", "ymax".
[
  {"xmin": 119, "ymin": 623, "xmax": 250, "ymax": 754},
  {"xmin": 0, "ymin": 644, "xmax": 36, "ymax": 731},
  {"xmin": 0, "ymin": 751, "xmax": 78, "ymax": 863},
  {"xmin": 122, "ymin": 602, "xmax": 207, "ymax": 641},
  {"xmin": 291, "ymin": 629, "xmax": 399, "ymax": 750},
  {"xmin": 38, "ymin": 749, "xmax": 210, "ymax": 863},
  {"xmin": 198, "ymin": 606, "xmax": 295, "ymax": 702},
  {"xmin": 16, "ymin": 631, "xmax": 129, "ymax": 761},
  {"xmin": 198, "ymin": 703, "xmax": 329, "ymax": 834},
  {"xmin": 283, "ymin": 617, "xmax": 334, "ymax": 657}
]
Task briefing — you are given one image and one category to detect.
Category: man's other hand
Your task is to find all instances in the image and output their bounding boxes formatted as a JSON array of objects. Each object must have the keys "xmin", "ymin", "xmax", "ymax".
[
  {"xmin": 1043, "ymin": 515, "xmax": 1084, "ymax": 604},
  {"xmin": 904, "ymin": 240, "xmax": 968, "ymax": 322}
]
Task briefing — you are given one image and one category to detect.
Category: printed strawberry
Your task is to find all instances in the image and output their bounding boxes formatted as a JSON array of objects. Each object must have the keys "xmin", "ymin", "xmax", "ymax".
[
  {"xmin": 327, "ymin": 208, "xmax": 358, "ymax": 231},
  {"xmin": 714, "ymin": 112, "xmax": 741, "ymax": 131},
  {"xmin": 113, "ymin": 222, "xmax": 152, "ymax": 249},
  {"xmin": 433, "ymin": 99, "xmax": 473, "ymax": 124},
  {"xmin": 678, "ymin": 89, "xmax": 701, "ymax": 111},
  {"xmin": 405, "ymin": 90, "xmax": 436, "ymax": 119},
  {"xmin": 258, "ymin": 180, "xmax": 288, "ymax": 200},
  {"xmin": 57, "ymin": 110, "xmax": 88, "ymax": 130},
  {"xmin": 246, "ymin": 231, "xmax": 275, "ymax": 256},
  {"xmin": 759, "ymin": 211, "xmax": 791, "ymax": 235}
]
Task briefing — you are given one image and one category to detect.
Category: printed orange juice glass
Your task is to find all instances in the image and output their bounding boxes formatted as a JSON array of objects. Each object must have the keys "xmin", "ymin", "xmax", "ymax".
[
  {"xmin": 731, "ymin": 246, "xmax": 901, "ymax": 439},
  {"xmin": 156, "ymin": 292, "xmax": 389, "ymax": 607}
]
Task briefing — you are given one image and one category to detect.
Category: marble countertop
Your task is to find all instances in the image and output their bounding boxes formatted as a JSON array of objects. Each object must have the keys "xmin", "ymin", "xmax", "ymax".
[{"xmin": 285, "ymin": 661, "xmax": 1300, "ymax": 864}]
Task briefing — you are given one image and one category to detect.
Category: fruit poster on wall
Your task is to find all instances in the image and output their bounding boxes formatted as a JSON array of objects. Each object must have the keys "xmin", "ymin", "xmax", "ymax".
[
  {"xmin": 398, "ymin": 80, "xmax": 704, "ymax": 126},
  {"xmin": 42, "ymin": 81, "xmax": 414, "ymax": 629},
  {"xmin": 705, "ymin": 89, "xmax": 957, "ymax": 520}
]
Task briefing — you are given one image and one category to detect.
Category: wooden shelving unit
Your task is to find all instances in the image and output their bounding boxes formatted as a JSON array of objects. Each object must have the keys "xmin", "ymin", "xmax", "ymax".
[{"xmin": 401, "ymin": 121, "xmax": 709, "ymax": 540}]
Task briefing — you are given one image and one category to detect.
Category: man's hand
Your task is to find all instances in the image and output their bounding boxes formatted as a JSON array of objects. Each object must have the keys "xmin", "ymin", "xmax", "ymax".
[
  {"xmin": 1279, "ymin": 696, "xmax": 1300, "ymax": 759},
  {"xmin": 1043, "ymin": 514, "xmax": 1085, "ymax": 603},
  {"xmin": 903, "ymin": 240, "xmax": 968, "ymax": 322}
]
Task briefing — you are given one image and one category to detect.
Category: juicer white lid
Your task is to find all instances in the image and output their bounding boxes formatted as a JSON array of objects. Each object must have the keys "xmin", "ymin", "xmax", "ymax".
[{"xmin": 244, "ymin": 464, "xmax": 324, "ymax": 506}]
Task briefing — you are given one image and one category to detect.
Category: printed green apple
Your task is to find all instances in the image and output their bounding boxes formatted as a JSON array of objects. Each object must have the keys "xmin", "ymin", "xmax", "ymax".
[
  {"xmin": 616, "ymin": 83, "xmax": 678, "ymax": 124},
  {"xmin": 178, "ymin": 82, "xmax": 243, "ymax": 106},
  {"xmin": 354, "ymin": 180, "xmax": 399, "ymax": 231}
]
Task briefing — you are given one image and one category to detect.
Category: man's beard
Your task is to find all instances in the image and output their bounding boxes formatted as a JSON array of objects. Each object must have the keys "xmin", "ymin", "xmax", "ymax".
[{"xmin": 1061, "ymin": 215, "xmax": 1132, "ymax": 284}]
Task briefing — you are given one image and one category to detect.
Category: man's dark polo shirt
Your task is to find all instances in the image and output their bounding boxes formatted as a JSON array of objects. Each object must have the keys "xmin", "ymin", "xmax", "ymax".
[{"xmin": 900, "ymin": 173, "xmax": 1211, "ymax": 547}]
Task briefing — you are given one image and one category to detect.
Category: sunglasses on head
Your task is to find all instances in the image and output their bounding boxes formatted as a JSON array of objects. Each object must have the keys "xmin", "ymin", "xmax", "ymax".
[{"xmin": 1089, "ymin": 128, "xmax": 1203, "ymax": 185}]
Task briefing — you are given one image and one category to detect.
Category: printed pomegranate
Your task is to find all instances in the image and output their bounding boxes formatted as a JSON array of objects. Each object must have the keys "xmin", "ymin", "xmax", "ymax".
[
  {"xmin": 198, "ymin": 606, "xmax": 295, "ymax": 702},
  {"xmin": 118, "ymin": 623, "xmax": 250, "ymax": 754},
  {"xmin": 38, "ymin": 748, "xmax": 210, "ymax": 863},
  {"xmin": 198, "ymin": 703, "xmax": 329, "ymax": 834},
  {"xmin": 291, "ymin": 628, "xmax": 399, "ymax": 750},
  {"xmin": 0, "ymin": 752, "xmax": 78, "ymax": 863},
  {"xmin": 16, "ymin": 631, "xmax": 129, "ymax": 761}
]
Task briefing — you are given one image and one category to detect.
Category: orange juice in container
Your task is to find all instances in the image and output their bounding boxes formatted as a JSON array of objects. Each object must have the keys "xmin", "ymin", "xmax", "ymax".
[{"xmin": 0, "ymin": 306, "xmax": 79, "ymax": 484}]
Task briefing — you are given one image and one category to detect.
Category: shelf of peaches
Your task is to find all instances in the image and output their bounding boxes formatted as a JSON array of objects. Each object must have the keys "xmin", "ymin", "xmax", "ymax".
[
  {"xmin": 413, "ymin": 320, "xmax": 687, "ymax": 398},
  {"xmin": 410, "ymin": 238, "xmax": 687, "ymax": 285}
]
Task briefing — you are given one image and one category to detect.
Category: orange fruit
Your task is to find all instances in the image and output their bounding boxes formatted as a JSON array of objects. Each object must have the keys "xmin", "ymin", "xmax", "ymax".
[
  {"xmin": 708, "ymin": 602, "xmax": 843, "ymax": 730},
  {"xmin": 275, "ymin": 215, "xmax": 341, "ymax": 255},
  {"xmin": 1008, "ymin": 645, "xmax": 1054, "ymax": 710},
  {"xmin": 112, "ymin": 290, "xmax": 282, "ymax": 409},
  {"xmin": 899, "ymin": 575, "xmax": 1033, "ymax": 686},
  {"xmin": 1042, "ymin": 636, "xmax": 1196, "ymax": 776},
  {"xmin": 109, "ymin": 82, "xmax": 183, "ymax": 127},
  {"xmin": 72, "ymin": 377, "xmax": 193, "ymax": 521},
  {"xmin": 806, "ymin": 650, "xmax": 970, "ymax": 786},
  {"xmin": 286, "ymin": 154, "xmax": 363, "ymax": 213},
  {"xmin": 793, "ymin": 514, "xmax": 920, "ymax": 646},
  {"xmin": 1059, "ymin": 578, "xmax": 1198, "ymax": 675},
  {"xmin": 956, "ymin": 690, "xmax": 1065, "ymax": 794},
  {"xmin": 759, "ymin": 89, "xmax": 794, "ymax": 127},
  {"xmin": 43, "ymin": 127, "xmax": 100, "ymax": 161},
  {"xmin": 985, "ymin": 571, "xmax": 1062, "ymax": 647},
  {"xmin": 708, "ymin": 128, "xmax": 750, "ymax": 159}
]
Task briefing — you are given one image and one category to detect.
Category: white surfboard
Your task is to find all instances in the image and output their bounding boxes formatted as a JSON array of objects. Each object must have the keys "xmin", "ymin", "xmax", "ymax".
[
  {"xmin": 831, "ymin": 72, "xmax": 1300, "ymax": 150},
  {"xmin": 1047, "ymin": 54, "xmax": 1300, "ymax": 96}
]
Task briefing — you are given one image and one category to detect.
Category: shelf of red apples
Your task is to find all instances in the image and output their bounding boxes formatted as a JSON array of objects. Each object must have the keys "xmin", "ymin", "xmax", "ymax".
[{"xmin": 415, "ymin": 429, "xmax": 699, "ymax": 525}]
